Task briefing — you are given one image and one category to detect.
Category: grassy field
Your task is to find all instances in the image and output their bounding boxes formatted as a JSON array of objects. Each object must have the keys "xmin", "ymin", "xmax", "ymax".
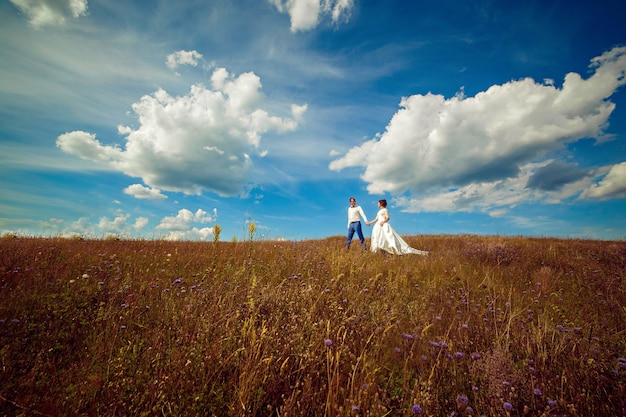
[{"xmin": 0, "ymin": 234, "xmax": 625, "ymax": 416}]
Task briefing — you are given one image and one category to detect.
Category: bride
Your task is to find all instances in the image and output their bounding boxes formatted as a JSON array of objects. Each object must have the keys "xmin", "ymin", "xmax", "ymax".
[{"xmin": 366, "ymin": 199, "xmax": 428, "ymax": 255}]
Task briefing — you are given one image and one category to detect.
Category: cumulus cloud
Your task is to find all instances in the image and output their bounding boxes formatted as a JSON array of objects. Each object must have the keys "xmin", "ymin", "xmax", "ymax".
[
  {"xmin": 58, "ymin": 211, "xmax": 149, "ymax": 237},
  {"xmin": 124, "ymin": 184, "xmax": 167, "ymax": 200},
  {"xmin": 330, "ymin": 46, "xmax": 626, "ymax": 213},
  {"xmin": 57, "ymin": 67, "xmax": 306, "ymax": 196},
  {"xmin": 166, "ymin": 50, "xmax": 203, "ymax": 71},
  {"xmin": 98, "ymin": 213, "xmax": 130, "ymax": 235},
  {"xmin": 134, "ymin": 216, "xmax": 149, "ymax": 231},
  {"xmin": 155, "ymin": 208, "xmax": 215, "ymax": 240},
  {"xmin": 268, "ymin": 0, "xmax": 354, "ymax": 32},
  {"xmin": 582, "ymin": 162, "xmax": 626, "ymax": 199},
  {"xmin": 94, "ymin": 212, "xmax": 152, "ymax": 236},
  {"xmin": 156, "ymin": 208, "xmax": 213, "ymax": 231},
  {"xmin": 17, "ymin": 211, "xmax": 199, "ymax": 239},
  {"xmin": 10, "ymin": 0, "xmax": 88, "ymax": 28},
  {"xmin": 159, "ymin": 227, "xmax": 214, "ymax": 241},
  {"xmin": 63, "ymin": 216, "xmax": 94, "ymax": 236}
]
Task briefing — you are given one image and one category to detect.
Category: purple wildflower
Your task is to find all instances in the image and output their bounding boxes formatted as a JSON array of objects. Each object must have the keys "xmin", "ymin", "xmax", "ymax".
[
  {"xmin": 503, "ymin": 402, "xmax": 513, "ymax": 411},
  {"xmin": 456, "ymin": 395, "xmax": 469, "ymax": 406},
  {"xmin": 534, "ymin": 388, "xmax": 542, "ymax": 396},
  {"xmin": 411, "ymin": 404, "xmax": 423, "ymax": 414},
  {"xmin": 470, "ymin": 352, "xmax": 481, "ymax": 360},
  {"xmin": 324, "ymin": 339, "xmax": 333, "ymax": 346},
  {"xmin": 455, "ymin": 352, "xmax": 464, "ymax": 358},
  {"xmin": 547, "ymin": 400, "xmax": 557, "ymax": 408}
]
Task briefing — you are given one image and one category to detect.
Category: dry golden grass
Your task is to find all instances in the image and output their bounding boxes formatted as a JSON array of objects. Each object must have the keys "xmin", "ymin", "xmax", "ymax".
[{"xmin": 0, "ymin": 234, "xmax": 625, "ymax": 416}]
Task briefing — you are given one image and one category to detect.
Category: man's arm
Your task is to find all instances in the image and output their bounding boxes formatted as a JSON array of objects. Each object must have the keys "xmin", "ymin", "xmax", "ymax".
[{"xmin": 358, "ymin": 207, "xmax": 368, "ymax": 223}]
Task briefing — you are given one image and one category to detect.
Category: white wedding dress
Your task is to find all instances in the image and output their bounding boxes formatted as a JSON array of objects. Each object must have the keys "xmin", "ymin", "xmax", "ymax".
[{"xmin": 370, "ymin": 208, "xmax": 428, "ymax": 255}]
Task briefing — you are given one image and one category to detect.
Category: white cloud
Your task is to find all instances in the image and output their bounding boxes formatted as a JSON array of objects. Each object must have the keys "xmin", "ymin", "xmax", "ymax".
[
  {"xmin": 57, "ymin": 67, "xmax": 305, "ymax": 196},
  {"xmin": 155, "ymin": 208, "xmax": 216, "ymax": 240},
  {"xmin": 134, "ymin": 216, "xmax": 149, "ymax": 231},
  {"xmin": 322, "ymin": 0, "xmax": 353, "ymax": 24},
  {"xmin": 10, "ymin": 0, "xmax": 88, "ymax": 28},
  {"xmin": 63, "ymin": 216, "xmax": 94, "ymax": 236},
  {"xmin": 582, "ymin": 162, "xmax": 626, "ymax": 199},
  {"xmin": 56, "ymin": 131, "xmax": 123, "ymax": 163},
  {"xmin": 166, "ymin": 50, "xmax": 203, "ymax": 71},
  {"xmin": 37, "ymin": 216, "xmax": 109, "ymax": 238},
  {"xmin": 124, "ymin": 184, "xmax": 167, "ymax": 200},
  {"xmin": 98, "ymin": 213, "xmax": 130, "ymax": 234},
  {"xmin": 330, "ymin": 46, "xmax": 626, "ymax": 213},
  {"xmin": 52, "ymin": 212, "xmax": 150, "ymax": 237},
  {"xmin": 156, "ymin": 208, "xmax": 213, "ymax": 231},
  {"xmin": 489, "ymin": 209, "xmax": 507, "ymax": 218},
  {"xmin": 395, "ymin": 161, "xmax": 593, "ymax": 214},
  {"xmin": 268, "ymin": 0, "xmax": 354, "ymax": 32},
  {"xmin": 161, "ymin": 227, "xmax": 214, "ymax": 241}
]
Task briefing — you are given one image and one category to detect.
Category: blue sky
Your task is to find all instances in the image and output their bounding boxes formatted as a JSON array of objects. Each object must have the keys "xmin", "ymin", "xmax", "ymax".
[{"xmin": 1, "ymin": 0, "xmax": 625, "ymax": 241}]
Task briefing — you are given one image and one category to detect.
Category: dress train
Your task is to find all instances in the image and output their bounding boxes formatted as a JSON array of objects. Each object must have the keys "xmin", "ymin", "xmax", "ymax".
[{"xmin": 370, "ymin": 222, "xmax": 428, "ymax": 255}]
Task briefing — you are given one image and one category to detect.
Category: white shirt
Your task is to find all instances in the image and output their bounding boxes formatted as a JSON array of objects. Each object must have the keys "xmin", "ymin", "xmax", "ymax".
[{"xmin": 347, "ymin": 205, "xmax": 368, "ymax": 227}]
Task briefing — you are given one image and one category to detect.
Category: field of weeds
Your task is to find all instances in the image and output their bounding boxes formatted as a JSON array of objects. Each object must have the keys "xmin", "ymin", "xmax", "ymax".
[{"xmin": 1, "ymin": 234, "xmax": 625, "ymax": 416}]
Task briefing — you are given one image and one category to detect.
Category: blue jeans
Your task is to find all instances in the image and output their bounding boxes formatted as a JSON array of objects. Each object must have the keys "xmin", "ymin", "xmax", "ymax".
[{"xmin": 346, "ymin": 221, "xmax": 365, "ymax": 248}]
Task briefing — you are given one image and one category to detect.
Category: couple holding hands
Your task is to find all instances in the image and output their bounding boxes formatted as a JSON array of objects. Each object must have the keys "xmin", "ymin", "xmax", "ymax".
[{"xmin": 346, "ymin": 197, "xmax": 428, "ymax": 255}]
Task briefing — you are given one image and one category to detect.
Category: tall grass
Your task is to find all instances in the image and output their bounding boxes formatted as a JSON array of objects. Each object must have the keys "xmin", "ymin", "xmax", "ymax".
[{"xmin": 1, "ymin": 235, "xmax": 624, "ymax": 416}]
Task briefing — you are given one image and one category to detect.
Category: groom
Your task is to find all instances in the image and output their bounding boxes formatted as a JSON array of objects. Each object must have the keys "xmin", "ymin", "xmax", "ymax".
[{"xmin": 346, "ymin": 197, "xmax": 368, "ymax": 250}]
